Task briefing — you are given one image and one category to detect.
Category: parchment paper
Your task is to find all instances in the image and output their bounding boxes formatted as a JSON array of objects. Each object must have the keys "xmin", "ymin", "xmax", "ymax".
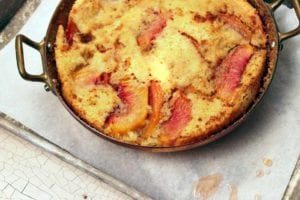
[{"xmin": 0, "ymin": 1, "xmax": 299, "ymax": 199}]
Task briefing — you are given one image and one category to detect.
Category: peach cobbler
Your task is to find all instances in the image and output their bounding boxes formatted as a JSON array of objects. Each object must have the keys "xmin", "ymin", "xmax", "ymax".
[{"xmin": 55, "ymin": 0, "xmax": 267, "ymax": 147}]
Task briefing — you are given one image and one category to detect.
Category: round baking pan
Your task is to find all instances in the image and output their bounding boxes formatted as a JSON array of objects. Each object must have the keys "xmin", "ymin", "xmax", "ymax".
[{"xmin": 15, "ymin": 0, "xmax": 300, "ymax": 152}]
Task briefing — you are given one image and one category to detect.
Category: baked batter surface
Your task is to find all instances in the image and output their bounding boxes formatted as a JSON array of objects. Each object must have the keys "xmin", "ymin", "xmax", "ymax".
[{"xmin": 55, "ymin": 0, "xmax": 267, "ymax": 147}]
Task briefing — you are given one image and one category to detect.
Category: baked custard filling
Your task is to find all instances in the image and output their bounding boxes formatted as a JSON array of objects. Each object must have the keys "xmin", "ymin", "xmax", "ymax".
[{"xmin": 55, "ymin": 0, "xmax": 267, "ymax": 147}]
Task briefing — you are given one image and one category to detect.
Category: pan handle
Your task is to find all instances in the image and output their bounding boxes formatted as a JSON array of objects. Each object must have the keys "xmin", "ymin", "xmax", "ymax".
[
  {"xmin": 267, "ymin": 0, "xmax": 300, "ymax": 42},
  {"xmin": 15, "ymin": 34, "xmax": 52, "ymax": 91}
]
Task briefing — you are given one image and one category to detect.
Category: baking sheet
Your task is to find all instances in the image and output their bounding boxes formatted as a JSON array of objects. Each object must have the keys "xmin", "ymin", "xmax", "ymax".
[
  {"xmin": 0, "ymin": 1, "xmax": 299, "ymax": 199},
  {"xmin": 0, "ymin": 113, "xmax": 149, "ymax": 200}
]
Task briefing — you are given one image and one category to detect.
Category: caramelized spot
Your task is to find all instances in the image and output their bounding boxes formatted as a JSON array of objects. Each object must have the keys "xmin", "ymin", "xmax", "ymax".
[
  {"xmin": 194, "ymin": 14, "xmax": 206, "ymax": 23},
  {"xmin": 96, "ymin": 44, "xmax": 110, "ymax": 53},
  {"xmin": 80, "ymin": 33, "xmax": 94, "ymax": 43},
  {"xmin": 114, "ymin": 38, "xmax": 125, "ymax": 49},
  {"xmin": 200, "ymin": 40, "xmax": 208, "ymax": 45},
  {"xmin": 124, "ymin": 58, "xmax": 131, "ymax": 69},
  {"xmin": 85, "ymin": 73, "xmax": 111, "ymax": 85},
  {"xmin": 113, "ymin": 39, "xmax": 125, "ymax": 63},
  {"xmin": 71, "ymin": 63, "xmax": 87, "ymax": 76},
  {"xmin": 94, "ymin": 73, "xmax": 111, "ymax": 85},
  {"xmin": 81, "ymin": 50, "xmax": 94, "ymax": 61},
  {"xmin": 206, "ymin": 12, "xmax": 217, "ymax": 22}
]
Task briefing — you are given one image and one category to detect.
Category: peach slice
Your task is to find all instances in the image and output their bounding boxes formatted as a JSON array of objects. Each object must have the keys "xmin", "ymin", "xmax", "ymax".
[
  {"xmin": 216, "ymin": 44, "xmax": 254, "ymax": 97},
  {"xmin": 160, "ymin": 92, "xmax": 192, "ymax": 142},
  {"xmin": 143, "ymin": 81, "xmax": 164, "ymax": 138},
  {"xmin": 137, "ymin": 14, "xmax": 169, "ymax": 50},
  {"xmin": 65, "ymin": 18, "xmax": 79, "ymax": 46},
  {"xmin": 106, "ymin": 82, "xmax": 148, "ymax": 135},
  {"xmin": 220, "ymin": 14, "xmax": 252, "ymax": 40}
]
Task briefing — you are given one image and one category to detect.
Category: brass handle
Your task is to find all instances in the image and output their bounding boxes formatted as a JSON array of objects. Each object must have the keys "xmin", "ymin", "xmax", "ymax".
[
  {"xmin": 267, "ymin": 0, "xmax": 300, "ymax": 42},
  {"xmin": 279, "ymin": 0, "xmax": 300, "ymax": 41},
  {"xmin": 15, "ymin": 34, "xmax": 47, "ymax": 82},
  {"xmin": 15, "ymin": 34, "xmax": 53, "ymax": 91}
]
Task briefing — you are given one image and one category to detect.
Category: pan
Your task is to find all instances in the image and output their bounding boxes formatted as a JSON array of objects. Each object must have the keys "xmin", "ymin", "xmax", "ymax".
[{"xmin": 15, "ymin": 0, "xmax": 300, "ymax": 152}]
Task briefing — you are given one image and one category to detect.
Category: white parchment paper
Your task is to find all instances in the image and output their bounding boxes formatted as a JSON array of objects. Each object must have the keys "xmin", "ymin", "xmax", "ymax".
[{"xmin": 0, "ymin": 1, "xmax": 299, "ymax": 199}]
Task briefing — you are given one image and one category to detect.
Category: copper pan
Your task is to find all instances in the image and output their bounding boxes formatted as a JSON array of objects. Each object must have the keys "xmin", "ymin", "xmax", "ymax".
[{"xmin": 15, "ymin": 0, "xmax": 300, "ymax": 152}]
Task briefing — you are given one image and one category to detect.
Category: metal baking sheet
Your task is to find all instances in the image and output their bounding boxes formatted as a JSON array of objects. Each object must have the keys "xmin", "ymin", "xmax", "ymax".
[
  {"xmin": 0, "ymin": 0, "xmax": 299, "ymax": 199},
  {"xmin": 0, "ymin": 112, "xmax": 150, "ymax": 199}
]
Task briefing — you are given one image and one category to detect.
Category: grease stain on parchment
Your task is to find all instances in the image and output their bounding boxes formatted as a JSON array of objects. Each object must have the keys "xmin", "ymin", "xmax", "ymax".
[
  {"xmin": 228, "ymin": 184, "xmax": 238, "ymax": 200},
  {"xmin": 256, "ymin": 170, "xmax": 265, "ymax": 178},
  {"xmin": 255, "ymin": 194, "xmax": 262, "ymax": 200},
  {"xmin": 263, "ymin": 159, "xmax": 273, "ymax": 167},
  {"xmin": 193, "ymin": 173, "xmax": 223, "ymax": 200},
  {"xmin": 256, "ymin": 158, "xmax": 274, "ymax": 178}
]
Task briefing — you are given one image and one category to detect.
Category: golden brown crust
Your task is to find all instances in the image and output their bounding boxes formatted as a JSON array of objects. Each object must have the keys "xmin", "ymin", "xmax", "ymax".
[{"xmin": 55, "ymin": 0, "xmax": 267, "ymax": 147}]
